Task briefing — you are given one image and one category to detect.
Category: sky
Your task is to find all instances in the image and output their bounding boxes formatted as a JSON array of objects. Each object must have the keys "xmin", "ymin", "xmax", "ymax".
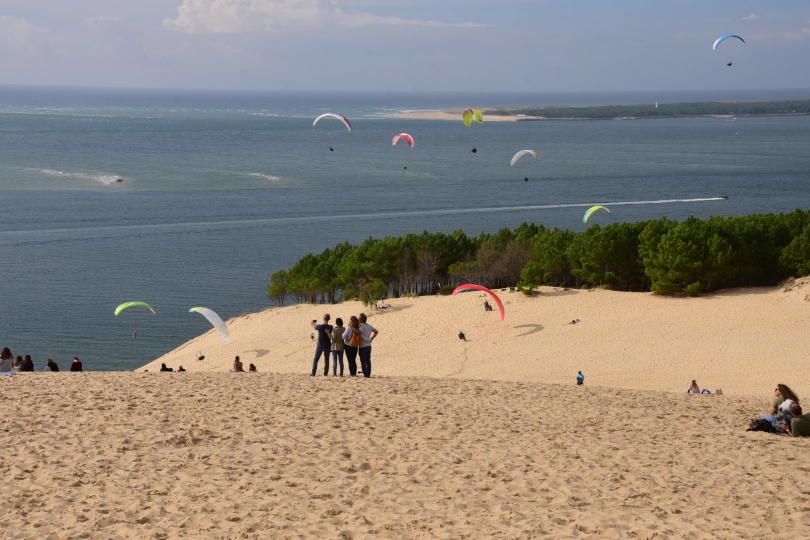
[{"xmin": 1, "ymin": 0, "xmax": 810, "ymax": 92}]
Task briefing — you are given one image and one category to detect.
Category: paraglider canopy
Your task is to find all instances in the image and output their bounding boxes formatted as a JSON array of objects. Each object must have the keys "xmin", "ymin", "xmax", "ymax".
[
  {"xmin": 114, "ymin": 302, "xmax": 156, "ymax": 316},
  {"xmin": 583, "ymin": 205, "xmax": 610, "ymax": 224},
  {"xmin": 511, "ymin": 150, "xmax": 538, "ymax": 166},
  {"xmin": 713, "ymin": 34, "xmax": 745, "ymax": 50},
  {"xmin": 462, "ymin": 109, "xmax": 483, "ymax": 127},
  {"xmin": 392, "ymin": 133, "xmax": 414, "ymax": 147},
  {"xmin": 452, "ymin": 284, "xmax": 505, "ymax": 321},
  {"xmin": 189, "ymin": 307, "xmax": 230, "ymax": 341},
  {"xmin": 313, "ymin": 113, "xmax": 352, "ymax": 131}
]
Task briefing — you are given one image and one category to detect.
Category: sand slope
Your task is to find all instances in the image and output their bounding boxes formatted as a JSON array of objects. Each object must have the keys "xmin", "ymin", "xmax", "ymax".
[
  {"xmin": 2, "ymin": 373, "xmax": 809, "ymax": 539},
  {"xmin": 147, "ymin": 282, "xmax": 810, "ymax": 397}
]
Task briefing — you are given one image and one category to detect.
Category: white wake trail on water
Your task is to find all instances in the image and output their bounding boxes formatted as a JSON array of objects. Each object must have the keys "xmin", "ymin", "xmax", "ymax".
[
  {"xmin": 30, "ymin": 168, "xmax": 122, "ymax": 185},
  {"xmin": 0, "ymin": 197, "xmax": 726, "ymax": 244}
]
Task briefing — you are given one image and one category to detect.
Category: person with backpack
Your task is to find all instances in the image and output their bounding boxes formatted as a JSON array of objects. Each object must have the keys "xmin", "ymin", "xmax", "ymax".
[{"xmin": 310, "ymin": 314, "xmax": 333, "ymax": 377}]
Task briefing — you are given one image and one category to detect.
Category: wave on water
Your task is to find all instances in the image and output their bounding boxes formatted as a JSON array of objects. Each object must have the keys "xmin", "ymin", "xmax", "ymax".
[
  {"xmin": 247, "ymin": 173, "xmax": 281, "ymax": 181},
  {"xmin": 31, "ymin": 168, "xmax": 123, "ymax": 185}
]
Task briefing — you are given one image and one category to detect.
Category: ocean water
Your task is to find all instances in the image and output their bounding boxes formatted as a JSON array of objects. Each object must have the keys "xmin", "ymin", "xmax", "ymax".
[{"xmin": 1, "ymin": 86, "xmax": 809, "ymax": 370}]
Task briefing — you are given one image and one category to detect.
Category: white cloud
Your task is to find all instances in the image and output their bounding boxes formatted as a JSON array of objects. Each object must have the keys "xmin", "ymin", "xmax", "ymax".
[
  {"xmin": 0, "ymin": 15, "xmax": 48, "ymax": 51},
  {"xmin": 163, "ymin": 0, "xmax": 490, "ymax": 33},
  {"xmin": 741, "ymin": 14, "xmax": 757, "ymax": 21}
]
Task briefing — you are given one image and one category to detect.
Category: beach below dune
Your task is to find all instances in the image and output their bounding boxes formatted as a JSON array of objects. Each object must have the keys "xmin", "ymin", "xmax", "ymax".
[
  {"xmin": 2, "ymin": 372, "xmax": 809, "ymax": 539},
  {"xmin": 391, "ymin": 110, "xmax": 532, "ymax": 121},
  {"xmin": 147, "ymin": 280, "xmax": 810, "ymax": 398}
]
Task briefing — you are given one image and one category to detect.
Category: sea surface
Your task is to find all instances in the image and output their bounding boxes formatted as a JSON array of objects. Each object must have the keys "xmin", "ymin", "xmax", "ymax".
[{"xmin": 1, "ymin": 86, "xmax": 809, "ymax": 370}]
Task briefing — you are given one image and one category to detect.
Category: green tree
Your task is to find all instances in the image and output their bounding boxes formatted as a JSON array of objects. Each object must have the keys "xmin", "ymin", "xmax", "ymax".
[{"xmin": 267, "ymin": 269, "xmax": 288, "ymax": 307}]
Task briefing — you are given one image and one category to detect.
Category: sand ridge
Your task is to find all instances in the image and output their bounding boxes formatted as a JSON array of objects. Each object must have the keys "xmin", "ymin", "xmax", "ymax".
[
  {"xmin": 147, "ymin": 282, "xmax": 810, "ymax": 398},
  {"xmin": 2, "ymin": 372, "xmax": 809, "ymax": 539}
]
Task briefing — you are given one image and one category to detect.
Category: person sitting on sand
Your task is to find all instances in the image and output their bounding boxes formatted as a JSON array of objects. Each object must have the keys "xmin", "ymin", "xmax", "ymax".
[
  {"xmin": 779, "ymin": 403, "xmax": 810, "ymax": 437},
  {"xmin": 576, "ymin": 371, "xmax": 585, "ymax": 386},
  {"xmin": 160, "ymin": 363, "xmax": 173, "ymax": 372},
  {"xmin": 70, "ymin": 357, "xmax": 83, "ymax": 372},
  {"xmin": 688, "ymin": 380, "xmax": 701, "ymax": 394},
  {"xmin": 230, "ymin": 356, "xmax": 244, "ymax": 373},
  {"xmin": 0, "ymin": 347, "xmax": 14, "ymax": 375},
  {"xmin": 248, "ymin": 363, "xmax": 258, "ymax": 372},
  {"xmin": 20, "ymin": 355, "xmax": 34, "ymax": 372},
  {"xmin": 178, "ymin": 366, "xmax": 186, "ymax": 372},
  {"xmin": 764, "ymin": 384, "xmax": 799, "ymax": 427},
  {"xmin": 767, "ymin": 383, "xmax": 798, "ymax": 417},
  {"xmin": 44, "ymin": 358, "xmax": 59, "ymax": 372},
  {"xmin": 13, "ymin": 355, "xmax": 23, "ymax": 372}
]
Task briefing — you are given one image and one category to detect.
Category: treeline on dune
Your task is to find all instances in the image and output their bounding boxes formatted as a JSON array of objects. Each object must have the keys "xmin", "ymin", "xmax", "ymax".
[
  {"xmin": 267, "ymin": 210, "xmax": 810, "ymax": 306},
  {"xmin": 486, "ymin": 100, "xmax": 810, "ymax": 120}
]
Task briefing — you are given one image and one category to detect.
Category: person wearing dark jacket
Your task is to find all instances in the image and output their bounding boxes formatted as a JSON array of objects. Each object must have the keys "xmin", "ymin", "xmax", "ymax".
[{"xmin": 20, "ymin": 355, "xmax": 34, "ymax": 372}]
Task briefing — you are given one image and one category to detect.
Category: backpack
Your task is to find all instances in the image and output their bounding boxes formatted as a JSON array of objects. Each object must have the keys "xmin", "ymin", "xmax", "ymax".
[{"xmin": 746, "ymin": 418, "xmax": 777, "ymax": 433}]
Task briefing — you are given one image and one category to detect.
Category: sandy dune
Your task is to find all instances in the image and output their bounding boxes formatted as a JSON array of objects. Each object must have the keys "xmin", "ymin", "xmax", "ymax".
[
  {"xmin": 147, "ymin": 281, "xmax": 810, "ymax": 398},
  {"xmin": 2, "ymin": 372, "xmax": 809, "ymax": 539},
  {"xmin": 4, "ymin": 283, "xmax": 807, "ymax": 538}
]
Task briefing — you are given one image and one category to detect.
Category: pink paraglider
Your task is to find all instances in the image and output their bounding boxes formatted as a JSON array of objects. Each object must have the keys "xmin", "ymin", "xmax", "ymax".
[
  {"xmin": 452, "ymin": 284, "xmax": 505, "ymax": 321},
  {"xmin": 392, "ymin": 133, "xmax": 414, "ymax": 148}
]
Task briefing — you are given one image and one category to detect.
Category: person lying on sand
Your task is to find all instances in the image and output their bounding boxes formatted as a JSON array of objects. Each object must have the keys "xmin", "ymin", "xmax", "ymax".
[{"xmin": 779, "ymin": 403, "xmax": 810, "ymax": 437}]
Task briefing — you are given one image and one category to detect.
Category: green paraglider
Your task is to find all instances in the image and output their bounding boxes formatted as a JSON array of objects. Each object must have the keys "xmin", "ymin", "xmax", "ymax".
[
  {"xmin": 114, "ymin": 302, "xmax": 156, "ymax": 316},
  {"xmin": 462, "ymin": 109, "xmax": 483, "ymax": 127}
]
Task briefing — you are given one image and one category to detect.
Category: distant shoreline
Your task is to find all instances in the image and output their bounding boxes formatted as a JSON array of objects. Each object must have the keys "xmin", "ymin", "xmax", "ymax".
[{"xmin": 392, "ymin": 99, "xmax": 810, "ymax": 121}]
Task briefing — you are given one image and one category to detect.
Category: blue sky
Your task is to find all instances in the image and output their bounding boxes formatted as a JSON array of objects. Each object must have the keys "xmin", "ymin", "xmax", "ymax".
[{"xmin": 1, "ymin": 0, "xmax": 809, "ymax": 92}]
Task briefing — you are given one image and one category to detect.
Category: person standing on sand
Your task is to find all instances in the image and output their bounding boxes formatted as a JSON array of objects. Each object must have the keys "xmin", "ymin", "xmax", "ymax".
[
  {"xmin": 70, "ymin": 357, "xmax": 83, "ymax": 372},
  {"xmin": 342, "ymin": 316, "xmax": 362, "ymax": 377},
  {"xmin": 331, "ymin": 317, "xmax": 345, "ymax": 377},
  {"xmin": 0, "ymin": 348, "xmax": 14, "ymax": 375},
  {"xmin": 576, "ymin": 371, "xmax": 584, "ymax": 385},
  {"xmin": 311, "ymin": 314, "xmax": 333, "ymax": 377},
  {"xmin": 357, "ymin": 313, "xmax": 378, "ymax": 378}
]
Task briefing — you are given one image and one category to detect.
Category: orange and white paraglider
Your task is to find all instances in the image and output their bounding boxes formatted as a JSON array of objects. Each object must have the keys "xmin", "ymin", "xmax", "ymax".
[{"xmin": 452, "ymin": 284, "xmax": 505, "ymax": 321}]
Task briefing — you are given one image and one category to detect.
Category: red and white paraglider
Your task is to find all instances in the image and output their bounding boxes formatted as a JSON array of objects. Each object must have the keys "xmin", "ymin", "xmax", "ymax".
[
  {"xmin": 392, "ymin": 133, "xmax": 414, "ymax": 148},
  {"xmin": 452, "ymin": 284, "xmax": 505, "ymax": 321}
]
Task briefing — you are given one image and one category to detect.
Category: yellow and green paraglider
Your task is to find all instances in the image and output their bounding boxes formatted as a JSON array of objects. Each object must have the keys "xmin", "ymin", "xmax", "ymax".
[
  {"xmin": 462, "ymin": 109, "xmax": 483, "ymax": 127},
  {"xmin": 583, "ymin": 205, "xmax": 610, "ymax": 223},
  {"xmin": 114, "ymin": 302, "xmax": 156, "ymax": 338}
]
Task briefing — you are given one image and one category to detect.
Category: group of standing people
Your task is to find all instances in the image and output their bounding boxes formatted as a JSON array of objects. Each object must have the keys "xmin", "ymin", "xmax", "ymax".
[
  {"xmin": 0, "ymin": 347, "xmax": 83, "ymax": 374},
  {"xmin": 311, "ymin": 313, "xmax": 378, "ymax": 378}
]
